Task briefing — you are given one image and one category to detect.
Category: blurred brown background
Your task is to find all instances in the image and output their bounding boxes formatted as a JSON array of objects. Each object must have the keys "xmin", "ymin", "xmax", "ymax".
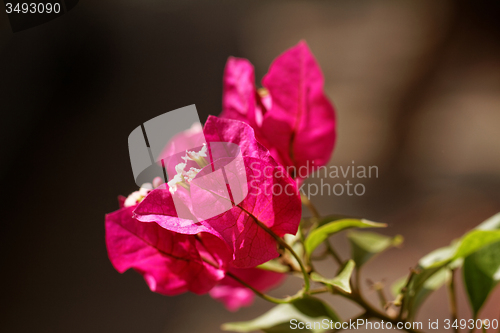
[{"xmin": 1, "ymin": 0, "xmax": 499, "ymax": 332}]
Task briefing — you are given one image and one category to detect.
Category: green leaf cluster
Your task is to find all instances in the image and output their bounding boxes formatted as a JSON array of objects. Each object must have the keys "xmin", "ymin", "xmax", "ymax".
[
  {"xmin": 223, "ymin": 208, "xmax": 500, "ymax": 333},
  {"xmin": 393, "ymin": 213, "xmax": 500, "ymax": 320}
]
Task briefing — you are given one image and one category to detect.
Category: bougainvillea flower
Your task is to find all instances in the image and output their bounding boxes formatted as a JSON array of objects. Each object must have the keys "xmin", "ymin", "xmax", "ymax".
[
  {"xmin": 209, "ymin": 268, "xmax": 286, "ymax": 311},
  {"xmin": 158, "ymin": 122, "xmax": 206, "ymax": 179},
  {"xmin": 220, "ymin": 41, "xmax": 336, "ymax": 180},
  {"xmin": 105, "ymin": 203, "xmax": 231, "ymax": 295},
  {"xmin": 134, "ymin": 116, "xmax": 302, "ymax": 268}
]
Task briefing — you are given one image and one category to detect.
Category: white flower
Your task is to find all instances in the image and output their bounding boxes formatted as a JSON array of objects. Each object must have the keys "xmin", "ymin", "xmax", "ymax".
[
  {"xmin": 167, "ymin": 144, "xmax": 208, "ymax": 194},
  {"xmin": 175, "ymin": 162, "xmax": 186, "ymax": 174},
  {"xmin": 124, "ymin": 182, "xmax": 153, "ymax": 207},
  {"xmin": 167, "ymin": 173, "xmax": 185, "ymax": 195},
  {"xmin": 184, "ymin": 143, "xmax": 208, "ymax": 167},
  {"xmin": 185, "ymin": 167, "xmax": 201, "ymax": 182}
]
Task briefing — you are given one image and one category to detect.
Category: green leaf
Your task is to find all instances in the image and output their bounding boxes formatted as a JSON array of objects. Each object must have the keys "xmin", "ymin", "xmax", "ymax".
[
  {"xmin": 315, "ymin": 214, "xmax": 355, "ymax": 228},
  {"xmin": 304, "ymin": 219, "xmax": 387, "ymax": 256},
  {"xmin": 418, "ymin": 244, "xmax": 459, "ymax": 269},
  {"xmin": 401, "ymin": 213, "xmax": 500, "ymax": 320},
  {"xmin": 475, "ymin": 212, "xmax": 500, "ymax": 231},
  {"xmin": 452, "ymin": 230, "xmax": 500, "ymax": 260},
  {"xmin": 415, "ymin": 214, "xmax": 500, "ymax": 271},
  {"xmin": 463, "ymin": 241, "xmax": 500, "ymax": 316},
  {"xmin": 257, "ymin": 260, "xmax": 290, "ymax": 273},
  {"xmin": 399, "ymin": 244, "xmax": 460, "ymax": 319},
  {"xmin": 347, "ymin": 231, "xmax": 403, "ymax": 268},
  {"xmin": 410, "ymin": 268, "xmax": 450, "ymax": 314},
  {"xmin": 292, "ymin": 297, "xmax": 341, "ymax": 323},
  {"xmin": 311, "ymin": 260, "xmax": 355, "ymax": 293},
  {"xmin": 222, "ymin": 296, "xmax": 340, "ymax": 333},
  {"xmin": 396, "ymin": 268, "xmax": 450, "ymax": 320}
]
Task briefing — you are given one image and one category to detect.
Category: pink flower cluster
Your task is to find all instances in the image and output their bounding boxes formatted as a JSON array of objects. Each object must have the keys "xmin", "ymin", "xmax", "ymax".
[
  {"xmin": 221, "ymin": 40, "xmax": 336, "ymax": 180},
  {"xmin": 105, "ymin": 41, "xmax": 336, "ymax": 310}
]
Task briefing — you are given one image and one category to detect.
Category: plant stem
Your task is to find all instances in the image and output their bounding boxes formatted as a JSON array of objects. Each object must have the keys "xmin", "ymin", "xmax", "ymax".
[
  {"xmin": 232, "ymin": 245, "xmax": 420, "ymax": 333},
  {"xmin": 354, "ymin": 268, "xmax": 362, "ymax": 295},
  {"xmin": 326, "ymin": 240, "xmax": 344, "ymax": 266},
  {"xmin": 398, "ymin": 269, "xmax": 417, "ymax": 321},
  {"xmin": 311, "ymin": 246, "xmax": 330, "ymax": 260},
  {"xmin": 226, "ymin": 271, "xmax": 303, "ymax": 304},
  {"xmin": 372, "ymin": 282, "xmax": 388, "ymax": 309},
  {"xmin": 339, "ymin": 290, "xmax": 423, "ymax": 333},
  {"xmin": 447, "ymin": 269, "xmax": 459, "ymax": 333},
  {"xmin": 301, "ymin": 194, "xmax": 320, "ymax": 220},
  {"xmin": 234, "ymin": 195, "xmax": 420, "ymax": 333},
  {"xmin": 268, "ymin": 225, "xmax": 311, "ymax": 292},
  {"xmin": 237, "ymin": 204, "xmax": 311, "ymax": 292},
  {"xmin": 309, "ymin": 287, "xmax": 330, "ymax": 295}
]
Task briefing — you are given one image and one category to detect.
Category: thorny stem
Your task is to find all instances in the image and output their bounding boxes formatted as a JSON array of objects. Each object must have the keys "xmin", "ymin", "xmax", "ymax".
[{"xmin": 448, "ymin": 269, "xmax": 459, "ymax": 333}]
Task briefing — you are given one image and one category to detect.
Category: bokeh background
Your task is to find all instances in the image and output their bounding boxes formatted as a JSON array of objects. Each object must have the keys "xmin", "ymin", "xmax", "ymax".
[{"xmin": 1, "ymin": 0, "xmax": 500, "ymax": 332}]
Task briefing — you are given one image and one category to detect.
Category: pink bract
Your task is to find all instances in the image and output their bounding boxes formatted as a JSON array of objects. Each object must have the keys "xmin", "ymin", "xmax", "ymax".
[
  {"xmin": 220, "ymin": 41, "xmax": 336, "ymax": 180},
  {"xmin": 134, "ymin": 116, "xmax": 302, "ymax": 268},
  {"xmin": 105, "ymin": 205, "xmax": 230, "ymax": 295},
  {"xmin": 209, "ymin": 268, "xmax": 285, "ymax": 311}
]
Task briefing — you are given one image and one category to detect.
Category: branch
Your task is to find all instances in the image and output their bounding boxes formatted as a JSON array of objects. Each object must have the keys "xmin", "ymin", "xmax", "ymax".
[
  {"xmin": 226, "ymin": 271, "xmax": 303, "ymax": 304},
  {"xmin": 237, "ymin": 204, "xmax": 311, "ymax": 292},
  {"xmin": 398, "ymin": 268, "xmax": 417, "ymax": 321},
  {"xmin": 301, "ymin": 194, "xmax": 320, "ymax": 220},
  {"xmin": 325, "ymin": 239, "xmax": 344, "ymax": 266},
  {"xmin": 447, "ymin": 269, "xmax": 459, "ymax": 333}
]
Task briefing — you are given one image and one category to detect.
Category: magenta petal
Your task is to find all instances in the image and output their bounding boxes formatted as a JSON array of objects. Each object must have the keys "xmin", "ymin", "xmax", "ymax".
[
  {"xmin": 158, "ymin": 122, "xmax": 206, "ymax": 177},
  {"xmin": 208, "ymin": 284, "xmax": 254, "ymax": 311},
  {"xmin": 135, "ymin": 117, "xmax": 302, "ymax": 269},
  {"xmin": 220, "ymin": 57, "xmax": 258, "ymax": 126},
  {"xmin": 105, "ymin": 206, "xmax": 226, "ymax": 295},
  {"xmin": 204, "ymin": 115, "xmax": 274, "ymax": 164},
  {"xmin": 261, "ymin": 41, "xmax": 336, "ymax": 178},
  {"xmin": 134, "ymin": 187, "xmax": 215, "ymax": 235},
  {"xmin": 210, "ymin": 267, "xmax": 285, "ymax": 311},
  {"xmin": 201, "ymin": 156, "xmax": 301, "ymax": 268},
  {"xmin": 118, "ymin": 195, "xmax": 126, "ymax": 208}
]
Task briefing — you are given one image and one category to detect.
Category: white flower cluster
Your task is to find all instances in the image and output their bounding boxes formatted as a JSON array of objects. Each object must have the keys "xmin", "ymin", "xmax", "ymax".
[
  {"xmin": 124, "ymin": 177, "xmax": 163, "ymax": 207},
  {"xmin": 167, "ymin": 143, "xmax": 209, "ymax": 195}
]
